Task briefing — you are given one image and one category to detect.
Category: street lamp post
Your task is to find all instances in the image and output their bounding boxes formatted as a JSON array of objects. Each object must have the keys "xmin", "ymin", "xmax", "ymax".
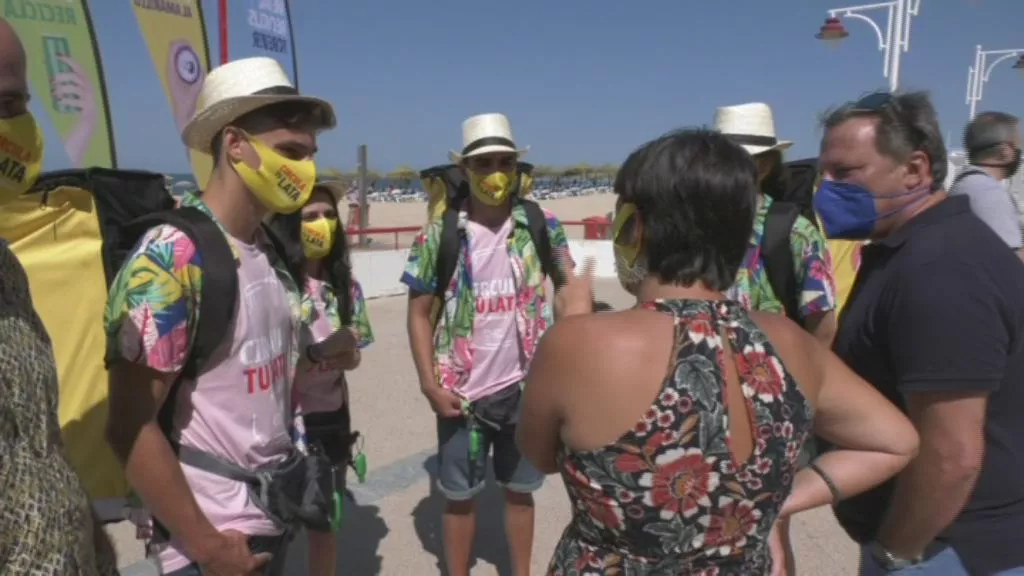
[
  {"xmin": 815, "ymin": 0, "xmax": 923, "ymax": 92},
  {"xmin": 966, "ymin": 45, "xmax": 1024, "ymax": 120}
]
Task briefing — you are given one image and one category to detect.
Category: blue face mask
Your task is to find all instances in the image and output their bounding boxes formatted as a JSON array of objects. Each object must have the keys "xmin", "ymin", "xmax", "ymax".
[{"xmin": 813, "ymin": 179, "xmax": 928, "ymax": 240}]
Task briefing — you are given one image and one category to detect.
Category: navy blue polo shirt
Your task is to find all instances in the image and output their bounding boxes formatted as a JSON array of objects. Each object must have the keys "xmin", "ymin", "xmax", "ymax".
[{"xmin": 828, "ymin": 195, "xmax": 1024, "ymax": 575}]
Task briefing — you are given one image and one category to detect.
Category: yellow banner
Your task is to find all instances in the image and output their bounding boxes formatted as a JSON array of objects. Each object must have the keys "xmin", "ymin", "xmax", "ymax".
[
  {"xmin": 131, "ymin": 0, "xmax": 212, "ymax": 186},
  {"xmin": 4, "ymin": 0, "xmax": 116, "ymax": 169}
]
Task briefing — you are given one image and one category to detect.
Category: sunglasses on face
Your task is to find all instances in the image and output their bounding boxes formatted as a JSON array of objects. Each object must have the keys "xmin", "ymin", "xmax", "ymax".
[{"xmin": 468, "ymin": 155, "xmax": 517, "ymax": 172}]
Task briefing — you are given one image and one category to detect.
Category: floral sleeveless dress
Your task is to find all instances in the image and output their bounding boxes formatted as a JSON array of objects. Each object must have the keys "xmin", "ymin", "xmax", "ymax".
[
  {"xmin": 549, "ymin": 299, "xmax": 814, "ymax": 576},
  {"xmin": 0, "ymin": 242, "xmax": 118, "ymax": 574}
]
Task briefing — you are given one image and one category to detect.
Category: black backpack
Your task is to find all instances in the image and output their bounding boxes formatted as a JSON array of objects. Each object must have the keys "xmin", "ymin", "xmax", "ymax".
[
  {"xmin": 420, "ymin": 162, "xmax": 565, "ymax": 304},
  {"xmin": 26, "ymin": 169, "xmax": 236, "ymax": 438},
  {"xmin": 760, "ymin": 157, "xmax": 820, "ymax": 324},
  {"xmin": 29, "ymin": 169, "xmax": 300, "ymax": 536}
]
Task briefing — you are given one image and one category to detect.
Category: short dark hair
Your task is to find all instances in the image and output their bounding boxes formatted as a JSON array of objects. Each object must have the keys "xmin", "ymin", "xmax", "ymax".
[
  {"xmin": 614, "ymin": 128, "xmax": 757, "ymax": 291},
  {"xmin": 210, "ymin": 100, "xmax": 328, "ymax": 165},
  {"xmin": 964, "ymin": 111, "xmax": 1020, "ymax": 164},
  {"xmin": 821, "ymin": 91, "xmax": 947, "ymax": 190}
]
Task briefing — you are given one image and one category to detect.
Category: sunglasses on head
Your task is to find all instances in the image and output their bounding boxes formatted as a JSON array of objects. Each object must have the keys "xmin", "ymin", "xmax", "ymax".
[{"xmin": 850, "ymin": 91, "xmax": 895, "ymax": 112}]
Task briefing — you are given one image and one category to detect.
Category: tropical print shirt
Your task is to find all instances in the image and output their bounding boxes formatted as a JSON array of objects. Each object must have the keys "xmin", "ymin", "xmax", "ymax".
[
  {"xmin": 103, "ymin": 192, "xmax": 308, "ymax": 446},
  {"xmin": 301, "ymin": 276, "xmax": 376, "ymax": 349},
  {"xmin": 400, "ymin": 203, "xmax": 571, "ymax": 394},
  {"xmin": 824, "ymin": 238, "xmax": 863, "ymax": 317},
  {"xmin": 725, "ymin": 196, "xmax": 836, "ymax": 319}
]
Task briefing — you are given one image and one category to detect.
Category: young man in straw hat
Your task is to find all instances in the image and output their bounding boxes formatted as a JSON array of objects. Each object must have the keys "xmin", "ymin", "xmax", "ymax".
[
  {"xmin": 715, "ymin": 102, "xmax": 838, "ymax": 575},
  {"xmin": 402, "ymin": 113, "xmax": 574, "ymax": 576},
  {"xmin": 104, "ymin": 57, "xmax": 352, "ymax": 576}
]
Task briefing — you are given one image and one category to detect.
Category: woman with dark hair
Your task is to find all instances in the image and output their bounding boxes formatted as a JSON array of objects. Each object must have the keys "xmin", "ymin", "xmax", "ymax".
[
  {"xmin": 517, "ymin": 129, "xmax": 918, "ymax": 575},
  {"xmin": 271, "ymin": 181, "xmax": 375, "ymax": 576}
]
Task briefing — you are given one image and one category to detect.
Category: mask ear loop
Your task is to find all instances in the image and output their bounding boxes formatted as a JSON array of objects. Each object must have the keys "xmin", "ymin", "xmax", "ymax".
[{"xmin": 612, "ymin": 203, "xmax": 643, "ymax": 265}]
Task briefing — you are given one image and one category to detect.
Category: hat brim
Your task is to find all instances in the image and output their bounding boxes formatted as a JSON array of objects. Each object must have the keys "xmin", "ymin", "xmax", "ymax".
[
  {"xmin": 314, "ymin": 179, "xmax": 349, "ymax": 200},
  {"xmin": 181, "ymin": 94, "xmax": 337, "ymax": 154},
  {"xmin": 449, "ymin": 144, "xmax": 530, "ymax": 164},
  {"xmin": 740, "ymin": 140, "xmax": 793, "ymax": 157}
]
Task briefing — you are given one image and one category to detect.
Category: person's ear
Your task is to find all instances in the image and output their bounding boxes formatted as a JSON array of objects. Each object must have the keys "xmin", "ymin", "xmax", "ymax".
[
  {"xmin": 1000, "ymin": 141, "xmax": 1016, "ymax": 164},
  {"xmin": 903, "ymin": 150, "xmax": 931, "ymax": 190},
  {"xmin": 222, "ymin": 128, "xmax": 247, "ymax": 165}
]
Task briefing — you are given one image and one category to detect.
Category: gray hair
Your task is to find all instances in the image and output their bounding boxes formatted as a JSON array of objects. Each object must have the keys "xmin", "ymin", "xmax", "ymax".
[
  {"xmin": 965, "ymin": 111, "xmax": 1019, "ymax": 164},
  {"xmin": 821, "ymin": 91, "xmax": 947, "ymax": 191}
]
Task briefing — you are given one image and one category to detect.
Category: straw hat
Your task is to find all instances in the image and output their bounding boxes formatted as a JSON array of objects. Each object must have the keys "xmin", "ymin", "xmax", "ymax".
[
  {"xmin": 448, "ymin": 113, "xmax": 530, "ymax": 164},
  {"xmin": 714, "ymin": 102, "xmax": 793, "ymax": 156},
  {"xmin": 181, "ymin": 57, "xmax": 336, "ymax": 153}
]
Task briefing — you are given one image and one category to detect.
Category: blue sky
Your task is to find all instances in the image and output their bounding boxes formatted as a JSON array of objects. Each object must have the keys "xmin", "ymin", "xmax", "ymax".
[{"xmin": 76, "ymin": 0, "xmax": 1024, "ymax": 173}]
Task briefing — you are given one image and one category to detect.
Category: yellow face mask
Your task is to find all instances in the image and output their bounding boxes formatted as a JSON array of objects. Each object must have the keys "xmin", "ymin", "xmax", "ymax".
[
  {"xmin": 232, "ymin": 132, "xmax": 316, "ymax": 214},
  {"xmin": 612, "ymin": 203, "xmax": 646, "ymax": 292},
  {"xmin": 612, "ymin": 202, "xmax": 642, "ymax": 265},
  {"xmin": 0, "ymin": 113, "xmax": 44, "ymax": 202},
  {"xmin": 468, "ymin": 169, "xmax": 516, "ymax": 206},
  {"xmin": 301, "ymin": 216, "xmax": 338, "ymax": 260}
]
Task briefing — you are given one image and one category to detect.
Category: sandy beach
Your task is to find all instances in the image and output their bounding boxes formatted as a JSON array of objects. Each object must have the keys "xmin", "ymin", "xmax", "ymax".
[{"xmin": 342, "ymin": 193, "xmax": 618, "ymax": 249}]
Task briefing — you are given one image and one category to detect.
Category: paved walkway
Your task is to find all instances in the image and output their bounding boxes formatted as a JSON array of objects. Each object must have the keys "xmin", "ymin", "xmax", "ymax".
[{"xmin": 109, "ymin": 280, "xmax": 858, "ymax": 575}]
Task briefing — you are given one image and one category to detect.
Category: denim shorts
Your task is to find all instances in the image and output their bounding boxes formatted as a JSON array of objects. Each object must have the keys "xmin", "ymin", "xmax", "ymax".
[{"xmin": 435, "ymin": 415, "xmax": 544, "ymax": 501}]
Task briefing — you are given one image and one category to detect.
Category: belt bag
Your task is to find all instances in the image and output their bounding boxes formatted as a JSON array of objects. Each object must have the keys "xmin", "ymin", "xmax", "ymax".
[{"xmin": 177, "ymin": 444, "xmax": 333, "ymax": 532}]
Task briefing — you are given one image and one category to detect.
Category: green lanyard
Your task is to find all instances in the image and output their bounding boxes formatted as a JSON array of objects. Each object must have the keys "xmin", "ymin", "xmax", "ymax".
[
  {"xmin": 462, "ymin": 399, "xmax": 482, "ymax": 463},
  {"xmin": 330, "ymin": 436, "xmax": 369, "ymax": 532}
]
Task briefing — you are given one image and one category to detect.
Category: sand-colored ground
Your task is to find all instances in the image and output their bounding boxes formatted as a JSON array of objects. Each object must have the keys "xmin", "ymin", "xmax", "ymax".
[{"xmin": 341, "ymin": 194, "xmax": 618, "ymax": 250}]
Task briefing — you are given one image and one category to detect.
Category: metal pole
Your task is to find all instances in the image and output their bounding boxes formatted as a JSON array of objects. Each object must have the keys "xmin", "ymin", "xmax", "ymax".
[
  {"xmin": 357, "ymin": 145, "xmax": 368, "ymax": 247},
  {"xmin": 218, "ymin": 0, "xmax": 229, "ymax": 65},
  {"xmin": 888, "ymin": 0, "xmax": 905, "ymax": 91},
  {"xmin": 969, "ymin": 45, "xmax": 982, "ymax": 120}
]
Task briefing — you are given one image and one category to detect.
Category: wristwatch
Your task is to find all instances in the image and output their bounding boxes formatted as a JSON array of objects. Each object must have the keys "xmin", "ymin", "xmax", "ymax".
[
  {"xmin": 869, "ymin": 541, "xmax": 922, "ymax": 571},
  {"xmin": 306, "ymin": 343, "xmax": 324, "ymax": 364}
]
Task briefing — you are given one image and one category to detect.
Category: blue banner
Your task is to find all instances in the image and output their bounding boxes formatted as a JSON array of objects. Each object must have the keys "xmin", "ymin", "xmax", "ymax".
[{"xmin": 226, "ymin": 0, "xmax": 297, "ymax": 87}]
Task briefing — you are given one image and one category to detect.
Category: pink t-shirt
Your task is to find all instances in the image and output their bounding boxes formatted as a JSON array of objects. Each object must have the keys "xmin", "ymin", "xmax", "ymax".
[
  {"xmin": 155, "ymin": 236, "xmax": 295, "ymax": 572},
  {"xmin": 459, "ymin": 219, "xmax": 524, "ymax": 402},
  {"xmin": 295, "ymin": 277, "xmax": 347, "ymax": 414}
]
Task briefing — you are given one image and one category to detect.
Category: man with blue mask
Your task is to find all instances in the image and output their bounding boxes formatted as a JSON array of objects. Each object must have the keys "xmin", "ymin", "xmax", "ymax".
[{"xmin": 819, "ymin": 91, "xmax": 1024, "ymax": 576}]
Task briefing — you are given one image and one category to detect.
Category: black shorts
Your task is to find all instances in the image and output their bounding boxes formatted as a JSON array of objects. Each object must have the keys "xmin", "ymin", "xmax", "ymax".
[{"xmin": 305, "ymin": 405, "xmax": 355, "ymax": 468}]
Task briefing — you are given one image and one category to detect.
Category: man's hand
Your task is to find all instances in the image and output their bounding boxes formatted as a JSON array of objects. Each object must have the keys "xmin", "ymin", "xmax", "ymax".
[
  {"xmin": 194, "ymin": 530, "xmax": 270, "ymax": 576},
  {"xmin": 554, "ymin": 256, "xmax": 595, "ymax": 319},
  {"xmin": 422, "ymin": 385, "xmax": 462, "ymax": 418}
]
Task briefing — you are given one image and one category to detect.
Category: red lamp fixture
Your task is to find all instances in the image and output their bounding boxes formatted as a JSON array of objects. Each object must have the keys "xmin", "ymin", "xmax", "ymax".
[{"xmin": 816, "ymin": 16, "xmax": 849, "ymax": 46}]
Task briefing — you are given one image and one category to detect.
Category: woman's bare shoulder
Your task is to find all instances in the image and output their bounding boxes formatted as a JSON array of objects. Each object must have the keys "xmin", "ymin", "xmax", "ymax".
[
  {"xmin": 537, "ymin": 310, "xmax": 675, "ymax": 410},
  {"xmin": 543, "ymin": 310, "xmax": 668, "ymax": 369}
]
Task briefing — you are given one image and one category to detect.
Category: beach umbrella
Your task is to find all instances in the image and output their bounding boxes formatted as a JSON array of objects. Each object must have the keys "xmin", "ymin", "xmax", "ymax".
[
  {"xmin": 596, "ymin": 163, "xmax": 619, "ymax": 185},
  {"xmin": 387, "ymin": 165, "xmax": 419, "ymax": 188}
]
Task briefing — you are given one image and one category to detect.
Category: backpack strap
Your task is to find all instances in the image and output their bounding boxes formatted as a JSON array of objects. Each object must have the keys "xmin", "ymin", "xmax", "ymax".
[
  {"xmin": 155, "ymin": 207, "xmax": 238, "ymax": 380},
  {"xmin": 117, "ymin": 207, "xmax": 238, "ymax": 543},
  {"xmin": 521, "ymin": 200, "xmax": 565, "ymax": 289},
  {"xmin": 761, "ymin": 200, "xmax": 802, "ymax": 324},
  {"xmin": 950, "ymin": 166, "xmax": 986, "ymax": 189},
  {"xmin": 434, "ymin": 205, "xmax": 462, "ymax": 302}
]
